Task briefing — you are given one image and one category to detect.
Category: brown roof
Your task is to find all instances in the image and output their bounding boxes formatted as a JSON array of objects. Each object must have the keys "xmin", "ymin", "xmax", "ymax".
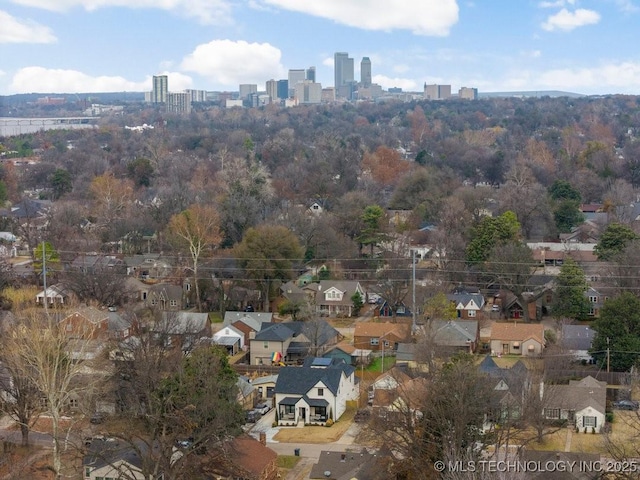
[
  {"xmin": 227, "ymin": 435, "xmax": 277, "ymax": 477},
  {"xmin": 354, "ymin": 321, "xmax": 411, "ymax": 340},
  {"xmin": 64, "ymin": 306, "xmax": 108, "ymax": 324},
  {"xmin": 333, "ymin": 342, "xmax": 356, "ymax": 354},
  {"xmin": 490, "ymin": 322, "xmax": 545, "ymax": 344}
]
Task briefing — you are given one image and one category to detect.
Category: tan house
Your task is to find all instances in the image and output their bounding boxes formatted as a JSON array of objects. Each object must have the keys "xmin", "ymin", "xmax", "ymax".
[
  {"xmin": 59, "ymin": 306, "xmax": 131, "ymax": 340},
  {"xmin": 353, "ymin": 321, "xmax": 412, "ymax": 353},
  {"xmin": 490, "ymin": 322, "xmax": 545, "ymax": 356}
]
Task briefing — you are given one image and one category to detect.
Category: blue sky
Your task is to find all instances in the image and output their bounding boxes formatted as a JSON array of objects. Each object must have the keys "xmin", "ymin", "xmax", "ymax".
[{"xmin": 1, "ymin": 0, "xmax": 639, "ymax": 96}]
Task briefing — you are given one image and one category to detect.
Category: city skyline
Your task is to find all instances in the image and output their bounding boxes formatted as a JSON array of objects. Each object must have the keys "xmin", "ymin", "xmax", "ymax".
[{"xmin": 1, "ymin": 1, "xmax": 640, "ymax": 96}]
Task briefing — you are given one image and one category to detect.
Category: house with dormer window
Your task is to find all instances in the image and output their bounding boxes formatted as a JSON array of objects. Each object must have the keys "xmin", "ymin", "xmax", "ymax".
[
  {"xmin": 447, "ymin": 286, "xmax": 485, "ymax": 319},
  {"xmin": 313, "ymin": 281, "xmax": 366, "ymax": 317}
]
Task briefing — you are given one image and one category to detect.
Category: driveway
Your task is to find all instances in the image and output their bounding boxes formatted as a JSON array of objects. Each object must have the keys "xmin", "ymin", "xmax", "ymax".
[{"xmin": 248, "ymin": 407, "xmax": 370, "ymax": 479}]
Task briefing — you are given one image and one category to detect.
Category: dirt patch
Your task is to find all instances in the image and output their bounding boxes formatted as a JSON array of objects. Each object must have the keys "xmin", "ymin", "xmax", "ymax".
[{"xmin": 273, "ymin": 408, "xmax": 356, "ymax": 444}]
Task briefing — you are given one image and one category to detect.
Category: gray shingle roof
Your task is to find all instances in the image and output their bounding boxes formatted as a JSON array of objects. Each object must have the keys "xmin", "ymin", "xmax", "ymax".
[{"xmin": 275, "ymin": 358, "xmax": 354, "ymax": 396}]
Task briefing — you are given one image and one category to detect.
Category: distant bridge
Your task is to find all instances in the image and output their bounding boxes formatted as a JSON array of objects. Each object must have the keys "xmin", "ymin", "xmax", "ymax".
[{"xmin": 0, "ymin": 117, "xmax": 100, "ymax": 136}]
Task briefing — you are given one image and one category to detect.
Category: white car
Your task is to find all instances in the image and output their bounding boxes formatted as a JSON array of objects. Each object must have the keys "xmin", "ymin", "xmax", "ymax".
[
  {"xmin": 368, "ymin": 294, "xmax": 381, "ymax": 304},
  {"xmin": 255, "ymin": 403, "xmax": 271, "ymax": 415}
]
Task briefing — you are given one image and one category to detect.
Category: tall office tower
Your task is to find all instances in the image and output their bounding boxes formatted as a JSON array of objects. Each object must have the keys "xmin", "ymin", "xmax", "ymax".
[
  {"xmin": 266, "ymin": 79, "xmax": 278, "ymax": 102},
  {"xmin": 277, "ymin": 79, "xmax": 289, "ymax": 99},
  {"xmin": 306, "ymin": 66, "xmax": 316, "ymax": 82},
  {"xmin": 239, "ymin": 84, "xmax": 258, "ymax": 99},
  {"xmin": 360, "ymin": 57, "xmax": 372, "ymax": 87},
  {"xmin": 334, "ymin": 52, "xmax": 354, "ymax": 98},
  {"xmin": 152, "ymin": 75, "xmax": 168, "ymax": 103},
  {"xmin": 288, "ymin": 69, "xmax": 306, "ymax": 95},
  {"xmin": 166, "ymin": 92, "xmax": 191, "ymax": 114}
]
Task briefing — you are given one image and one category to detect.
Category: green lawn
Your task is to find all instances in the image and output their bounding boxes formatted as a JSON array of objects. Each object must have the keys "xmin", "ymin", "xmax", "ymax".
[{"xmin": 367, "ymin": 356, "xmax": 396, "ymax": 373}]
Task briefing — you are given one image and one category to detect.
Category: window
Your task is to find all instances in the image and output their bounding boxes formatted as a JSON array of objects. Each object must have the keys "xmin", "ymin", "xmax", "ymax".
[
  {"xmin": 589, "ymin": 296, "xmax": 598, "ymax": 303},
  {"xmin": 370, "ymin": 338, "xmax": 379, "ymax": 346},
  {"xmin": 69, "ymin": 398, "xmax": 79, "ymax": 409},
  {"xmin": 583, "ymin": 416, "xmax": 597, "ymax": 428},
  {"xmin": 545, "ymin": 409, "xmax": 560, "ymax": 419},
  {"xmin": 397, "ymin": 306, "xmax": 405, "ymax": 314},
  {"xmin": 85, "ymin": 467, "xmax": 91, "ymax": 478},
  {"xmin": 468, "ymin": 310, "xmax": 476, "ymax": 317},
  {"xmin": 142, "ymin": 292, "xmax": 147, "ymax": 300},
  {"xmin": 589, "ymin": 308, "xmax": 596, "ymax": 316},
  {"xmin": 263, "ymin": 342, "xmax": 269, "ymax": 349},
  {"xmin": 150, "ymin": 298, "xmax": 157, "ymax": 305},
  {"xmin": 170, "ymin": 300, "xmax": 177, "ymax": 307},
  {"xmin": 285, "ymin": 405, "xmax": 295, "ymax": 414},
  {"xmin": 317, "ymin": 388, "xmax": 324, "ymax": 396}
]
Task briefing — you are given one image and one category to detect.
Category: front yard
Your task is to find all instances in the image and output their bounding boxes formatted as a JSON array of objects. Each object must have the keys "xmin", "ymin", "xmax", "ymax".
[{"xmin": 273, "ymin": 405, "xmax": 356, "ymax": 443}]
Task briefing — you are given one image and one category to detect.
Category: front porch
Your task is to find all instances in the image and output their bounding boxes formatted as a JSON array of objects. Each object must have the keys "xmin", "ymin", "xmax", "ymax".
[{"xmin": 278, "ymin": 397, "xmax": 329, "ymax": 425}]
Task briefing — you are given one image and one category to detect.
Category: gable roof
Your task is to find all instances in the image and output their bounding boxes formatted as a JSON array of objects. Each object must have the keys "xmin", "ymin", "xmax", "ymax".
[
  {"xmin": 275, "ymin": 358, "xmax": 355, "ymax": 396},
  {"xmin": 158, "ymin": 311, "xmax": 208, "ymax": 335},
  {"xmin": 310, "ymin": 449, "xmax": 378, "ymax": 480},
  {"xmin": 62, "ymin": 306, "xmax": 107, "ymax": 325},
  {"xmin": 314, "ymin": 280, "xmax": 365, "ymax": 305},
  {"xmin": 354, "ymin": 321, "xmax": 411, "ymax": 341},
  {"xmin": 561, "ymin": 325, "xmax": 595, "ymax": 351},
  {"xmin": 224, "ymin": 311, "xmax": 273, "ymax": 331},
  {"xmin": 546, "ymin": 376, "xmax": 606, "ymax": 414},
  {"xmin": 430, "ymin": 320, "xmax": 478, "ymax": 346},
  {"xmin": 255, "ymin": 322, "xmax": 297, "ymax": 342},
  {"xmin": 490, "ymin": 322, "xmax": 545, "ymax": 344}
]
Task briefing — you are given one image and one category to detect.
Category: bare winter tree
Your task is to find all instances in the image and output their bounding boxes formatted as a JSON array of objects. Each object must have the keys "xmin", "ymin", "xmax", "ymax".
[{"xmin": 4, "ymin": 308, "xmax": 105, "ymax": 479}]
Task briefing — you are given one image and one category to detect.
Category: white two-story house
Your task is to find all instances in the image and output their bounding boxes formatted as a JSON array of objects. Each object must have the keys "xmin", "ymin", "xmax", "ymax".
[{"xmin": 274, "ymin": 357, "xmax": 359, "ymax": 425}]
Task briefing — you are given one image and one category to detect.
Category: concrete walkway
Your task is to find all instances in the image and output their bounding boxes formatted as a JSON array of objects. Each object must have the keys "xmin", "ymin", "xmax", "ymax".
[{"xmin": 564, "ymin": 427, "xmax": 573, "ymax": 452}]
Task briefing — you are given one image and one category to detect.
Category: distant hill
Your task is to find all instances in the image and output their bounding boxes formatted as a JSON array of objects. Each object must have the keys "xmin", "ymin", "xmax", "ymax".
[
  {"xmin": 0, "ymin": 91, "xmax": 146, "ymax": 105},
  {"xmin": 479, "ymin": 90, "xmax": 586, "ymax": 99}
]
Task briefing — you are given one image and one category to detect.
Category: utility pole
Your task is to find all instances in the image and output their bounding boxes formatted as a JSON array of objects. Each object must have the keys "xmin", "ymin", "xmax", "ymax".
[
  {"xmin": 412, "ymin": 249, "xmax": 416, "ymax": 333},
  {"xmin": 42, "ymin": 241, "xmax": 48, "ymax": 318}
]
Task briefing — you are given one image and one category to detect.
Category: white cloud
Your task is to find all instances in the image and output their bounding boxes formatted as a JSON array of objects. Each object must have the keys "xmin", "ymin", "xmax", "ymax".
[
  {"xmin": 392, "ymin": 64, "xmax": 410, "ymax": 74},
  {"xmin": 614, "ymin": 0, "xmax": 640, "ymax": 13},
  {"xmin": 491, "ymin": 61, "xmax": 640, "ymax": 94},
  {"xmin": 0, "ymin": 10, "xmax": 56, "ymax": 43},
  {"xmin": 322, "ymin": 57, "xmax": 334, "ymax": 68},
  {"xmin": 181, "ymin": 40, "xmax": 285, "ymax": 88},
  {"xmin": 542, "ymin": 8, "xmax": 600, "ymax": 31},
  {"xmin": 7, "ymin": 66, "xmax": 192, "ymax": 93},
  {"xmin": 260, "ymin": 0, "xmax": 459, "ymax": 36},
  {"xmin": 10, "ymin": 0, "xmax": 234, "ymax": 25},
  {"xmin": 372, "ymin": 74, "xmax": 418, "ymax": 91},
  {"xmin": 538, "ymin": 0, "xmax": 576, "ymax": 8}
]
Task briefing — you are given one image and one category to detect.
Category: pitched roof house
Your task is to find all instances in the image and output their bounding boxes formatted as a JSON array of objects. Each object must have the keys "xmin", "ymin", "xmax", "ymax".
[
  {"xmin": 561, "ymin": 324, "xmax": 595, "ymax": 361},
  {"xmin": 447, "ymin": 286, "xmax": 485, "ymax": 320},
  {"xmin": 353, "ymin": 321, "xmax": 412, "ymax": 353},
  {"xmin": 490, "ymin": 322, "xmax": 545, "ymax": 356},
  {"xmin": 313, "ymin": 280, "xmax": 366, "ymax": 317},
  {"xmin": 426, "ymin": 319, "xmax": 479, "ymax": 354},
  {"xmin": 274, "ymin": 358, "xmax": 358, "ymax": 425},
  {"xmin": 544, "ymin": 376, "xmax": 607, "ymax": 433},
  {"xmin": 59, "ymin": 306, "xmax": 131, "ymax": 340},
  {"xmin": 224, "ymin": 311, "xmax": 273, "ymax": 346}
]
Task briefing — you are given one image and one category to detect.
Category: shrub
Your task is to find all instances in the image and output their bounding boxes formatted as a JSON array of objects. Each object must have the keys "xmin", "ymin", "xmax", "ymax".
[
  {"xmin": 325, "ymin": 419, "xmax": 334, "ymax": 427},
  {"xmin": 575, "ymin": 426, "xmax": 579, "ymax": 433},
  {"xmin": 606, "ymin": 412, "xmax": 614, "ymax": 423},
  {"xmin": 592, "ymin": 427, "xmax": 596, "ymax": 434},
  {"xmin": 272, "ymin": 421, "xmax": 278, "ymax": 428}
]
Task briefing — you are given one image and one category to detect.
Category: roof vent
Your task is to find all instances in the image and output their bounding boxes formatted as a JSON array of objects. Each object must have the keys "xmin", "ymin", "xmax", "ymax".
[{"xmin": 324, "ymin": 471, "xmax": 331, "ymax": 477}]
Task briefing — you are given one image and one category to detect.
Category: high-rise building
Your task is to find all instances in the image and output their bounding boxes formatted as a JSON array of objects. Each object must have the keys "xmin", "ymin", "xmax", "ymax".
[
  {"xmin": 424, "ymin": 83, "xmax": 452, "ymax": 100},
  {"xmin": 288, "ymin": 69, "xmax": 306, "ymax": 97},
  {"xmin": 277, "ymin": 79, "xmax": 289, "ymax": 100},
  {"xmin": 152, "ymin": 75, "xmax": 168, "ymax": 103},
  {"xmin": 239, "ymin": 84, "xmax": 258, "ymax": 99},
  {"xmin": 334, "ymin": 52, "xmax": 354, "ymax": 90},
  {"xmin": 166, "ymin": 92, "xmax": 191, "ymax": 114},
  {"xmin": 306, "ymin": 66, "xmax": 316, "ymax": 82},
  {"xmin": 185, "ymin": 89, "xmax": 207, "ymax": 102},
  {"xmin": 360, "ymin": 57, "xmax": 372, "ymax": 87},
  {"xmin": 458, "ymin": 87, "xmax": 479, "ymax": 100},
  {"xmin": 295, "ymin": 80, "xmax": 322, "ymax": 104},
  {"xmin": 266, "ymin": 79, "xmax": 278, "ymax": 102}
]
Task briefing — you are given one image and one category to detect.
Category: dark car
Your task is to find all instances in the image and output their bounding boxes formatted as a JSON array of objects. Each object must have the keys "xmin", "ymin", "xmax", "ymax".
[
  {"xmin": 245, "ymin": 409, "xmax": 261, "ymax": 423},
  {"xmin": 613, "ymin": 400, "xmax": 639, "ymax": 410}
]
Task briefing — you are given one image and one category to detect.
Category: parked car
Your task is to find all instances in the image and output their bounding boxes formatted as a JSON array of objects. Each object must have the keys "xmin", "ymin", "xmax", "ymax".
[
  {"xmin": 367, "ymin": 294, "xmax": 381, "ymax": 304},
  {"xmin": 613, "ymin": 400, "xmax": 639, "ymax": 410},
  {"xmin": 245, "ymin": 409, "xmax": 262, "ymax": 423},
  {"xmin": 255, "ymin": 403, "xmax": 271, "ymax": 415},
  {"xmin": 491, "ymin": 304, "xmax": 501, "ymax": 312}
]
